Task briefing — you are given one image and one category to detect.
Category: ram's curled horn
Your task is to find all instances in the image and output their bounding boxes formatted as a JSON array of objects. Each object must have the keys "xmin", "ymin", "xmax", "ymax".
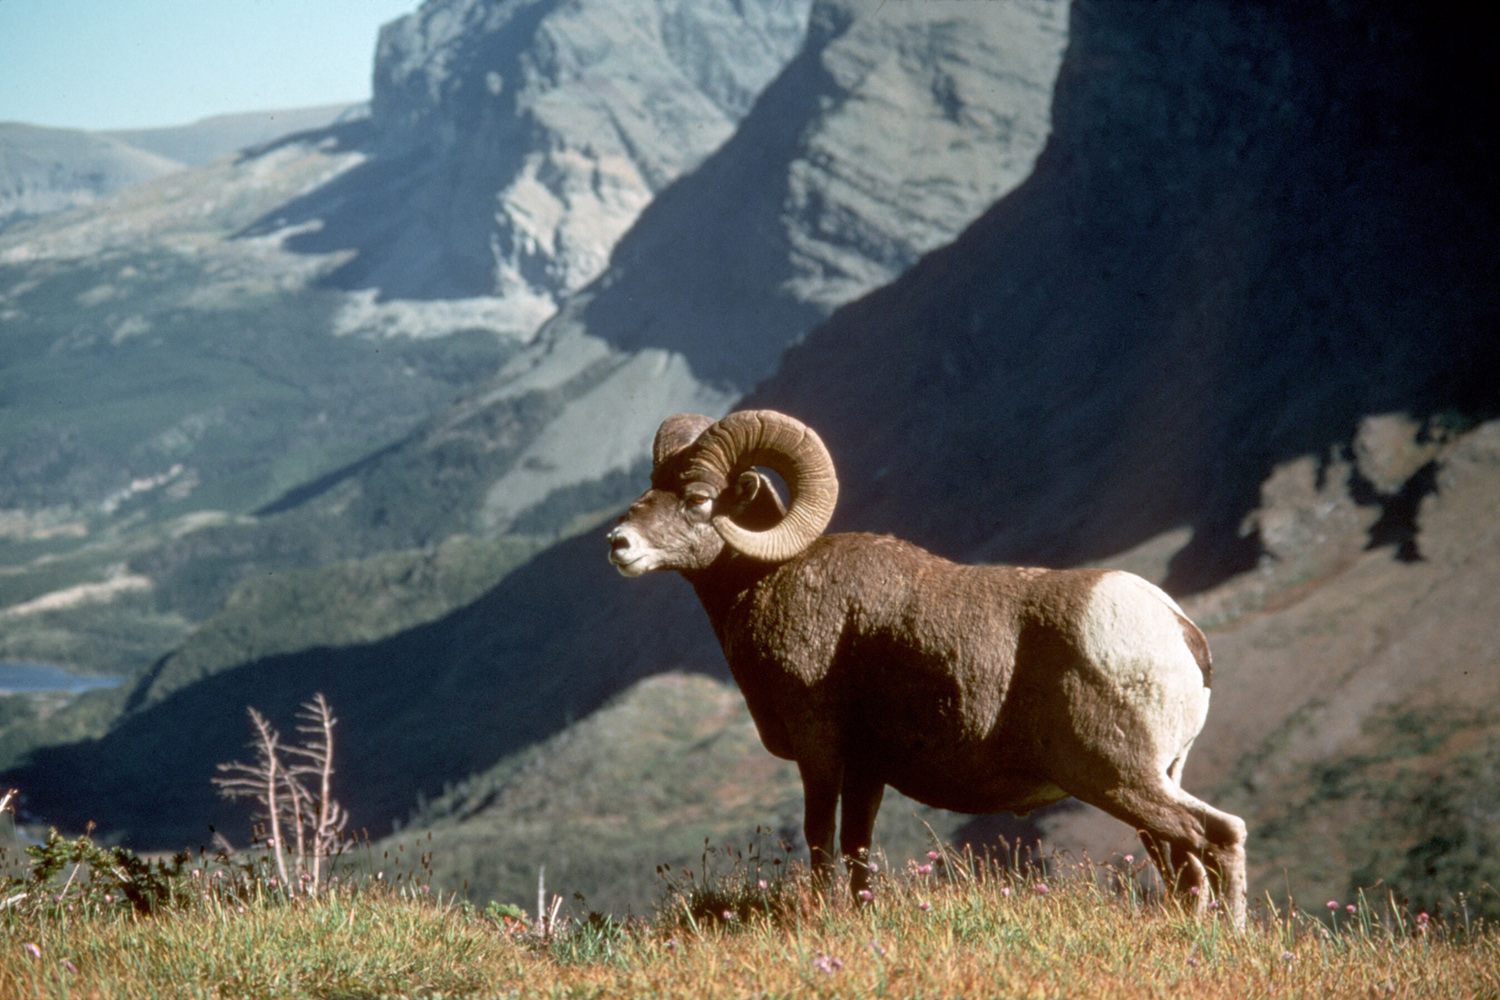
[
  {"xmin": 652, "ymin": 413, "xmax": 715, "ymax": 467},
  {"xmin": 687, "ymin": 410, "xmax": 839, "ymax": 562}
]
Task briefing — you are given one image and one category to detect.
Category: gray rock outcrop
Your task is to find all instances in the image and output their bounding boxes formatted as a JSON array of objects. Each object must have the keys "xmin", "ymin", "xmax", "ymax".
[{"xmin": 281, "ymin": 0, "xmax": 812, "ymax": 324}]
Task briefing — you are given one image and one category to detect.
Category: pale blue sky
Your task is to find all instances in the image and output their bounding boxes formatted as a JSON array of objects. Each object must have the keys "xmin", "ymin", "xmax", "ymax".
[{"xmin": 0, "ymin": 0, "xmax": 419, "ymax": 131}]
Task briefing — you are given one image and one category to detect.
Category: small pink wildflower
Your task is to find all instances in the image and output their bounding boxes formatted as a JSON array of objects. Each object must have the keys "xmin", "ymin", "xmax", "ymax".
[
  {"xmin": 1034, "ymin": 883, "xmax": 1049, "ymax": 895},
  {"xmin": 1189, "ymin": 885, "xmax": 1200, "ymax": 896},
  {"xmin": 916, "ymin": 863, "xmax": 933, "ymax": 876},
  {"xmin": 721, "ymin": 909, "xmax": 735, "ymax": 922},
  {"xmin": 758, "ymin": 879, "xmax": 768, "ymax": 890},
  {"xmin": 1346, "ymin": 904, "xmax": 1356, "ymax": 914},
  {"xmin": 1000, "ymin": 886, "xmax": 1011, "ymax": 897},
  {"xmin": 858, "ymin": 889, "xmax": 874, "ymax": 902},
  {"xmin": 868, "ymin": 862, "xmax": 879, "ymax": 874},
  {"xmin": 63, "ymin": 959, "xmax": 79, "ymax": 975},
  {"xmin": 1416, "ymin": 912, "xmax": 1430, "ymax": 926},
  {"xmin": 918, "ymin": 900, "xmax": 931, "ymax": 911},
  {"xmin": 22, "ymin": 943, "xmax": 41, "ymax": 960},
  {"xmin": 1124, "ymin": 854, "xmax": 1134, "ymax": 864},
  {"xmin": 927, "ymin": 851, "xmax": 941, "ymax": 861}
]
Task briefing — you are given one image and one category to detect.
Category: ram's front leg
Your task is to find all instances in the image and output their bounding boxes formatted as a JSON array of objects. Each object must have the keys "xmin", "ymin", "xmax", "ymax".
[
  {"xmin": 797, "ymin": 758, "xmax": 841, "ymax": 896},
  {"xmin": 840, "ymin": 767, "xmax": 885, "ymax": 902}
]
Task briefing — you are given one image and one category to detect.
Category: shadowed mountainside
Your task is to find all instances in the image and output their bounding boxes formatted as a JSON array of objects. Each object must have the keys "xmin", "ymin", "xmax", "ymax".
[
  {"xmin": 9, "ymin": 531, "xmax": 718, "ymax": 847},
  {"xmin": 546, "ymin": 0, "xmax": 1068, "ymax": 389},
  {"xmin": 744, "ymin": 0, "xmax": 1499, "ymax": 595}
]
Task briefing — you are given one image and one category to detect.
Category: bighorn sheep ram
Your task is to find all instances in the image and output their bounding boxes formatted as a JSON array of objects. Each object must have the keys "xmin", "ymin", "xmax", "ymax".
[{"xmin": 607, "ymin": 409, "xmax": 1247, "ymax": 926}]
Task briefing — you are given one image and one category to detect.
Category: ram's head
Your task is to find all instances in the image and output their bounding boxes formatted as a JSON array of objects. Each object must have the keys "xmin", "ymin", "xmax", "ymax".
[{"xmin": 607, "ymin": 410, "xmax": 839, "ymax": 576}]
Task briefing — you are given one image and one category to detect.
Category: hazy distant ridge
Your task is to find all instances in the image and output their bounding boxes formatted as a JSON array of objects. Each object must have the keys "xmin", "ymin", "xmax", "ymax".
[
  {"xmin": 105, "ymin": 103, "xmax": 362, "ymax": 166},
  {"xmin": 0, "ymin": 123, "xmax": 181, "ymax": 229}
]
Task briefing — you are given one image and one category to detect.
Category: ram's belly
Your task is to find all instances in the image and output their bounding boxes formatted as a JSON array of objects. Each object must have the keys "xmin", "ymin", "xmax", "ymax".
[
  {"xmin": 846, "ymin": 658, "xmax": 1042, "ymax": 811},
  {"xmin": 886, "ymin": 766, "xmax": 1069, "ymax": 815}
]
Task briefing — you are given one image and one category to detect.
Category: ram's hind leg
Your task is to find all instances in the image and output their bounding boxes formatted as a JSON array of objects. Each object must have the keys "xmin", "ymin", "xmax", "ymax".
[
  {"xmin": 1081, "ymin": 774, "xmax": 1247, "ymax": 929},
  {"xmin": 1149, "ymin": 749, "xmax": 1206, "ymax": 900},
  {"xmin": 1159, "ymin": 748, "xmax": 1238, "ymax": 916}
]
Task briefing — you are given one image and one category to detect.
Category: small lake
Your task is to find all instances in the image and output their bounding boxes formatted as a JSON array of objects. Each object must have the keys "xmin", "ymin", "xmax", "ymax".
[{"xmin": 0, "ymin": 661, "xmax": 124, "ymax": 694}]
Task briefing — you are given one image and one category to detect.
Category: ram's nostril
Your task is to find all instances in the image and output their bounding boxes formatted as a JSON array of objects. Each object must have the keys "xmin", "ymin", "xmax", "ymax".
[{"xmin": 609, "ymin": 531, "xmax": 630, "ymax": 551}]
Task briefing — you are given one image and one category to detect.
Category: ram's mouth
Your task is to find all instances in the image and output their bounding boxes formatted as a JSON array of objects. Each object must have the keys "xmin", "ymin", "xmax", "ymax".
[{"xmin": 609, "ymin": 550, "xmax": 649, "ymax": 576}]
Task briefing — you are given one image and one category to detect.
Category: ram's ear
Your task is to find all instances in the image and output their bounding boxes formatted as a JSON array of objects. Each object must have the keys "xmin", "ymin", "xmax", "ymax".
[{"xmin": 724, "ymin": 470, "xmax": 787, "ymax": 529}]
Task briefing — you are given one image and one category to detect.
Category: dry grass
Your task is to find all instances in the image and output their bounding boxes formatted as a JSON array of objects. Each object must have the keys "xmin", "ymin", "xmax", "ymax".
[{"xmin": 3, "ymin": 846, "xmax": 1494, "ymax": 999}]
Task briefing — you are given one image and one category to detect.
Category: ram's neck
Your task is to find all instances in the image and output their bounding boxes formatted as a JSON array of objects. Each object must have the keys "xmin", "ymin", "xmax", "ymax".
[{"xmin": 682, "ymin": 553, "xmax": 775, "ymax": 648}]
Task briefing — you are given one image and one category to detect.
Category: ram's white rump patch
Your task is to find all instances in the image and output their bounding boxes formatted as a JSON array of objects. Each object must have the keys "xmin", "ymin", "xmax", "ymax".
[{"xmin": 1077, "ymin": 571, "xmax": 1209, "ymax": 767}]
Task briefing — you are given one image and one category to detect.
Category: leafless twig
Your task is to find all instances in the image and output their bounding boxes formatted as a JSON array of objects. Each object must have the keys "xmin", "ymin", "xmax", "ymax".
[{"xmin": 213, "ymin": 694, "xmax": 348, "ymax": 895}]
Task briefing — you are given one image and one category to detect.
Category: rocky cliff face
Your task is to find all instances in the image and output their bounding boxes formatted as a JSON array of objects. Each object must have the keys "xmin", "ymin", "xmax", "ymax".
[
  {"xmin": 441, "ymin": 0, "xmax": 1069, "ymax": 532},
  {"xmin": 266, "ymin": 0, "xmax": 811, "ymax": 330}
]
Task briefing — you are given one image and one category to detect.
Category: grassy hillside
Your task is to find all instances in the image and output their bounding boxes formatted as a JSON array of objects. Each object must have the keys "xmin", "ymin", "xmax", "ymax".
[{"xmin": 1, "ymin": 828, "xmax": 1495, "ymax": 999}]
